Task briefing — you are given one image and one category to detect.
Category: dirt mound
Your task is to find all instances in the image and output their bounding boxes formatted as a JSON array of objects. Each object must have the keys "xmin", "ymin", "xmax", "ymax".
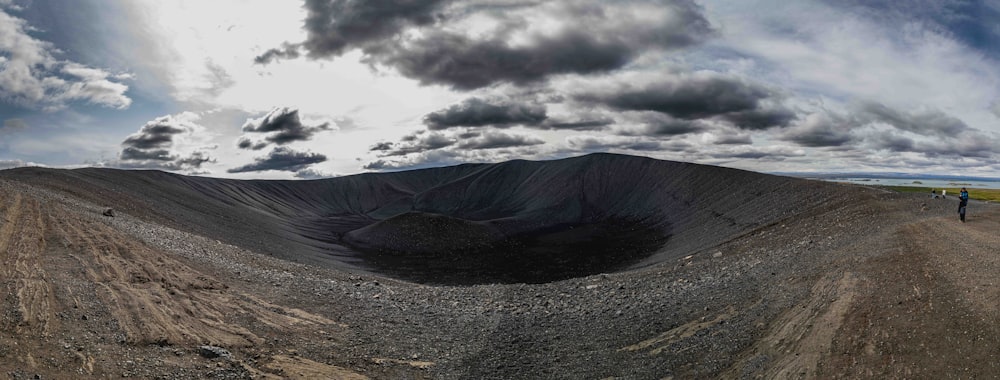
[{"xmin": 1, "ymin": 153, "xmax": 842, "ymax": 284}]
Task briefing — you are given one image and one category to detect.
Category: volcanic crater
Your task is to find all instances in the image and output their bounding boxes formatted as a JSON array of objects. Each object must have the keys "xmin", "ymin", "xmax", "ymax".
[
  {"xmin": 5, "ymin": 154, "xmax": 837, "ymax": 285},
  {"xmin": 4, "ymin": 153, "xmax": 997, "ymax": 378}
]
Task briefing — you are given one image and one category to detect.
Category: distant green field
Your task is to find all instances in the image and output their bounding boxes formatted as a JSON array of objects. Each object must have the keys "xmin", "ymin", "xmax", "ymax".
[{"xmin": 884, "ymin": 186, "xmax": 1000, "ymax": 202}]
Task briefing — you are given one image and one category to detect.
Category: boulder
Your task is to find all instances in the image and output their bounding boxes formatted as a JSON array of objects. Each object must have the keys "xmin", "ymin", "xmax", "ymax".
[
  {"xmin": 197, "ymin": 345, "xmax": 231, "ymax": 359},
  {"xmin": 102, "ymin": 208, "xmax": 115, "ymax": 217}
]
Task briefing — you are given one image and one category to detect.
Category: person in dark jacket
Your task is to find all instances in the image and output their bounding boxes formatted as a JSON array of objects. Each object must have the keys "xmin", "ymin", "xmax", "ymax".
[{"xmin": 958, "ymin": 187, "xmax": 969, "ymax": 222}]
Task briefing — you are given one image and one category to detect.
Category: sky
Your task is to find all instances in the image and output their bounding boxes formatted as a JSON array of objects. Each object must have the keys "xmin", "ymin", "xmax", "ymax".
[{"xmin": 2, "ymin": 0, "xmax": 1000, "ymax": 179}]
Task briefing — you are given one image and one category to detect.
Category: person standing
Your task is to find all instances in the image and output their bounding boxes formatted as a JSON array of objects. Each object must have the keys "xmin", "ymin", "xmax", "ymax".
[{"xmin": 958, "ymin": 187, "xmax": 969, "ymax": 222}]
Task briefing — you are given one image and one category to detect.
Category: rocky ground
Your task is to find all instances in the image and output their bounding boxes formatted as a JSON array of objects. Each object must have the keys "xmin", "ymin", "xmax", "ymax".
[{"xmin": 2, "ymin": 176, "xmax": 999, "ymax": 379}]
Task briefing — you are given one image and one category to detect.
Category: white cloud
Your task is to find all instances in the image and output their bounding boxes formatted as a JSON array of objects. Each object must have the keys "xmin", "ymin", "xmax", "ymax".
[
  {"xmin": 0, "ymin": 8, "xmax": 131, "ymax": 110},
  {"xmin": 704, "ymin": 0, "xmax": 999, "ymax": 129},
  {"xmin": 0, "ymin": 159, "xmax": 42, "ymax": 170}
]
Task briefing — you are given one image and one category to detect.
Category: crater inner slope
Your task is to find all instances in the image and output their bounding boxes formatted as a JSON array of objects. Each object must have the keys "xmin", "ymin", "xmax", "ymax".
[{"xmin": 1, "ymin": 153, "xmax": 843, "ymax": 284}]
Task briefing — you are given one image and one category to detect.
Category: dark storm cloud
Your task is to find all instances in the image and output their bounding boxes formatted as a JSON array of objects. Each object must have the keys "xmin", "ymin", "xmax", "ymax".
[
  {"xmin": 236, "ymin": 137, "xmax": 268, "ymax": 151},
  {"xmin": 363, "ymin": 159, "xmax": 391, "ymax": 170},
  {"xmin": 859, "ymin": 102, "xmax": 968, "ymax": 137},
  {"xmin": 253, "ymin": 42, "xmax": 302, "ymax": 65},
  {"xmin": 377, "ymin": 132, "xmax": 455, "ymax": 156},
  {"xmin": 299, "ymin": 0, "xmax": 451, "ymax": 58},
  {"xmin": 116, "ymin": 114, "xmax": 215, "ymax": 172},
  {"xmin": 378, "ymin": 30, "xmax": 635, "ymax": 90},
  {"xmin": 269, "ymin": 0, "xmax": 714, "ymax": 89},
  {"xmin": 368, "ymin": 141, "xmax": 395, "ymax": 151},
  {"xmin": 576, "ymin": 74, "xmax": 794, "ymax": 129},
  {"xmin": 117, "ymin": 150, "xmax": 216, "ymax": 171},
  {"xmin": 714, "ymin": 133, "xmax": 752, "ymax": 145},
  {"xmin": 534, "ymin": 113, "xmax": 615, "ymax": 131},
  {"xmin": 566, "ymin": 135, "xmax": 663, "ymax": 152},
  {"xmin": 722, "ymin": 109, "xmax": 797, "ymax": 130},
  {"xmin": 121, "ymin": 118, "xmax": 188, "ymax": 150},
  {"xmin": 227, "ymin": 147, "xmax": 328, "ymax": 173},
  {"xmin": 456, "ymin": 131, "xmax": 544, "ymax": 150},
  {"xmin": 239, "ymin": 107, "xmax": 332, "ymax": 148},
  {"xmin": 424, "ymin": 97, "xmax": 547, "ymax": 130},
  {"xmin": 615, "ymin": 114, "xmax": 705, "ymax": 136},
  {"xmin": 539, "ymin": 117, "xmax": 615, "ymax": 131},
  {"xmin": 780, "ymin": 112, "xmax": 856, "ymax": 147},
  {"xmin": 120, "ymin": 147, "xmax": 173, "ymax": 161},
  {"xmin": 175, "ymin": 151, "xmax": 213, "ymax": 168},
  {"xmin": 867, "ymin": 129, "xmax": 999, "ymax": 159}
]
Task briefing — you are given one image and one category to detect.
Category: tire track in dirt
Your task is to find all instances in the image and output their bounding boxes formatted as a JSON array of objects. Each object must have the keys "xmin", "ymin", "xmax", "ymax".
[
  {"xmin": 47, "ymin": 200, "xmax": 338, "ymax": 347},
  {"xmin": 0, "ymin": 191, "xmax": 56, "ymax": 337},
  {"xmin": 1, "ymin": 182, "xmax": 356, "ymax": 377}
]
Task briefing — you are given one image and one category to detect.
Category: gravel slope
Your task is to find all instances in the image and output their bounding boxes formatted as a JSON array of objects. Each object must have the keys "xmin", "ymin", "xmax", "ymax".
[{"xmin": 1, "ymin": 155, "xmax": 998, "ymax": 378}]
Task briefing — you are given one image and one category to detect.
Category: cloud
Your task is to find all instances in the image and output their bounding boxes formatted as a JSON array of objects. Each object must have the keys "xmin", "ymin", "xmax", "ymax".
[
  {"xmin": 254, "ymin": 0, "xmax": 448, "ymax": 64},
  {"xmin": 1, "ymin": 118, "xmax": 26, "ymax": 134},
  {"xmin": 826, "ymin": 0, "xmax": 1000, "ymax": 55},
  {"xmin": 0, "ymin": 10, "xmax": 131, "ymax": 110},
  {"xmin": 539, "ymin": 117, "xmax": 616, "ymax": 131},
  {"xmin": 614, "ymin": 113, "xmax": 706, "ymax": 136},
  {"xmin": 780, "ymin": 111, "xmax": 856, "ymax": 147},
  {"xmin": 116, "ymin": 113, "xmax": 215, "ymax": 172},
  {"xmin": 372, "ymin": 128, "xmax": 545, "ymax": 159},
  {"xmin": 238, "ymin": 107, "xmax": 333, "ymax": 148},
  {"xmin": 0, "ymin": 159, "xmax": 41, "ymax": 170},
  {"xmin": 270, "ymin": 0, "xmax": 714, "ymax": 89},
  {"xmin": 455, "ymin": 131, "xmax": 545, "ymax": 150},
  {"xmin": 708, "ymin": 145, "xmax": 806, "ymax": 160},
  {"xmin": 574, "ymin": 71, "xmax": 794, "ymax": 129},
  {"xmin": 227, "ymin": 146, "xmax": 328, "ymax": 173},
  {"xmin": 864, "ymin": 128, "xmax": 1000, "ymax": 159},
  {"xmin": 712, "ymin": 132, "xmax": 753, "ymax": 145},
  {"xmin": 202, "ymin": 60, "xmax": 236, "ymax": 97},
  {"xmin": 424, "ymin": 97, "xmax": 547, "ymax": 130},
  {"xmin": 565, "ymin": 135, "xmax": 666, "ymax": 152},
  {"xmin": 236, "ymin": 137, "xmax": 268, "ymax": 151},
  {"xmin": 293, "ymin": 167, "xmax": 335, "ymax": 179},
  {"xmin": 253, "ymin": 42, "xmax": 302, "ymax": 65},
  {"xmin": 298, "ymin": 0, "xmax": 451, "ymax": 58},
  {"xmin": 0, "ymin": 0, "xmax": 21, "ymax": 11},
  {"xmin": 362, "ymin": 159, "xmax": 391, "ymax": 170},
  {"xmin": 374, "ymin": 131, "xmax": 456, "ymax": 156},
  {"xmin": 364, "ymin": 145, "xmax": 545, "ymax": 172},
  {"xmin": 858, "ymin": 101, "xmax": 968, "ymax": 137},
  {"xmin": 122, "ymin": 123, "xmax": 186, "ymax": 150},
  {"xmin": 368, "ymin": 141, "xmax": 395, "ymax": 152}
]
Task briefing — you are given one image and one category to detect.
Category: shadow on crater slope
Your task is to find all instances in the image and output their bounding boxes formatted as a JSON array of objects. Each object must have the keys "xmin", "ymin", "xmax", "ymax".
[{"xmin": 1, "ymin": 153, "xmax": 843, "ymax": 285}]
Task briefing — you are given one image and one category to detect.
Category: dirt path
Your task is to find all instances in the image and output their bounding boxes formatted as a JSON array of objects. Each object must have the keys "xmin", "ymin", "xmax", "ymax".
[{"xmin": 824, "ymin": 204, "xmax": 1000, "ymax": 378}]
